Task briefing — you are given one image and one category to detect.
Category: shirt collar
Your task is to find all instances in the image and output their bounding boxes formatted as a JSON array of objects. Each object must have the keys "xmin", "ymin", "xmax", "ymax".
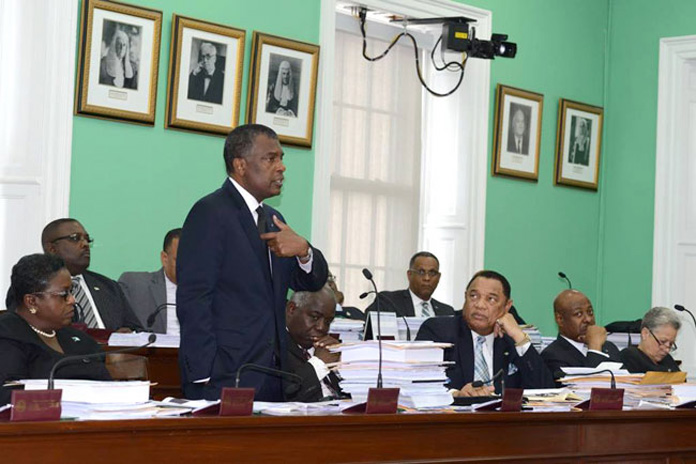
[
  {"xmin": 163, "ymin": 269, "xmax": 176, "ymax": 289},
  {"xmin": 561, "ymin": 334, "xmax": 588, "ymax": 355},
  {"xmin": 408, "ymin": 288, "xmax": 430, "ymax": 306},
  {"xmin": 228, "ymin": 177, "xmax": 262, "ymax": 216}
]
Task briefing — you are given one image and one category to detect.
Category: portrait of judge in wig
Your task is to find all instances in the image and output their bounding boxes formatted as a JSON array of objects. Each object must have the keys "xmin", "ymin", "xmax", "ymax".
[
  {"xmin": 98, "ymin": 21, "xmax": 140, "ymax": 90},
  {"xmin": 266, "ymin": 54, "xmax": 300, "ymax": 118}
]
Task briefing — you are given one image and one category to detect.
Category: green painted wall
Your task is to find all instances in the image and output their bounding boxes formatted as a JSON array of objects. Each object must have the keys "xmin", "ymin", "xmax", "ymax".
[
  {"xmin": 70, "ymin": 0, "xmax": 320, "ymax": 279},
  {"xmin": 458, "ymin": 0, "xmax": 610, "ymax": 335},
  {"xmin": 599, "ymin": 0, "xmax": 696, "ymax": 321}
]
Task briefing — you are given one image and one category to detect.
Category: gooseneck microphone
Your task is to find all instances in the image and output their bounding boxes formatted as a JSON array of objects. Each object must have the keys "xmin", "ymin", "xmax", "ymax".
[
  {"xmin": 472, "ymin": 368, "xmax": 505, "ymax": 390},
  {"xmin": 234, "ymin": 363, "xmax": 303, "ymax": 397},
  {"xmin": 558, "ymin": 271, "xmax": 573, "ymax": 289},
  {"xmin": 360, "ymin": 290, "xmax": 411, "ymax": 341},
  {"xmin": 48, "ymin": 333, "xmax": 157, "ymax": 389},
  {"xmin": 674, "ymin": 305, "xmax": 696, "ymax": 328},
  {"xmin": 146, "ymin": 303, "xmax": 177, "ymax": 328},
  {"xmin": 361, "ymin": 268, "xmax": 383, "ymax": 388}
]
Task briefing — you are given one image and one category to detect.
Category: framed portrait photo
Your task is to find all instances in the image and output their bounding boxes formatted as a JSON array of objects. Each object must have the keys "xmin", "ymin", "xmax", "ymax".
[
  {"xmin": 246, "ymin": 32, "xmax": 320, "ymax": 148},
  {"xmin": 165, "ymin": 15, "xmax": 246, "ymax": 136},
  {"xmin": 492, "ymin": 84, "xmax": 544, "ymax": 180},
  {"xmin": 75, "ymin": 0, "xmax": 162, "ymax": 125},
  {"xmin": 554, "ymin": 99, "xmax": 604, "ymax": 190}
]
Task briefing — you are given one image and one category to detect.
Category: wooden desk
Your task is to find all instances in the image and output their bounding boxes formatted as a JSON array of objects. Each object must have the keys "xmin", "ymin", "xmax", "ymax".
[
  {"xmin": 2, "ymin": 410, "xmax": 696, "ymax": 463},
  {"xmin": 103, "ymin": 346, "xmax": 181, "ymax": 400}
]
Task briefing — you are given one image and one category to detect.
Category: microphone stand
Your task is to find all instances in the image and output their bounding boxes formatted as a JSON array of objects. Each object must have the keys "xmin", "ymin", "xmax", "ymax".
[
  {"xmin": 558, "ymin": 271, "xmax": 572, "ymax": 289},
  {"xmin": 362, "ymin": 269, "xmax": 383, "ymax": 388},
  {"xmin": 147, "ymin": 303, "xmax": 177, "ymax": 329},
  {"xmin": 675, "ymin": 304, "xmax": 696, "ymax": 329}
]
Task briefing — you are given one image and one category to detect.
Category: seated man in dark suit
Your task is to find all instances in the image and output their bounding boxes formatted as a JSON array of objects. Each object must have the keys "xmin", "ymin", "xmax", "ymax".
[
  {"xmin": 417, "ymin": 270, "xmax": 554, "ymax": 396},
  {"xmin": 365, "ymin": 251, "xmax": 455, "ymax": 318},
  {"xmin": 541, "ymin": 289, "xmax": 621, "ymax": 380},
  {"xmin": 285, "ymin": 286, "xmax": 343, "ymax": 402},
  {"xmin": 119, "ymin": 228, "xmax": 181, "ymax": 333},
  {"xmin": 38, "ymin": 218, "xmax": 142, "ymax": 332}
]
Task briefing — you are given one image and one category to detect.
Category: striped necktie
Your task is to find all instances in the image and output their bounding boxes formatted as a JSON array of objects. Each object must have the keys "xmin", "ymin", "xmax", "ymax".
[
  {"xmin": 71, "ymin": 276, "xmax": 97, "ymax": 328},
  {"xmin": 421, "ymin": 301, "xmax": 432, "ymax": 318},
  {"xmin": 474, "ymin": 335, "xmax": 491, "ymax": 384}
]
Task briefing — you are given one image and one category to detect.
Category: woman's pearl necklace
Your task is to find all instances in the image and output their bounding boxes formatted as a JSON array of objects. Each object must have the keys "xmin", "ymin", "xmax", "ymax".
[{"xmin": 29, "ymin": 324, "xmax": 56, "ymax": 338}]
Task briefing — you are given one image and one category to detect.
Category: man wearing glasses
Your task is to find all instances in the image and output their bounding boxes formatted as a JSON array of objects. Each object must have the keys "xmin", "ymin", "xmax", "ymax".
[
  {"xmin": 187, "ymin": 41, "xmax": 224, "ymax": 104},
  {"xmin": 541, "ymin": 289, "xmax": 622, "ymax": 381},
  {"xmin": 21, "ymin": 218, "xmax": 142, "ymax": 332},
  {"xmin": 365, "ymin": 251, "xmax": 455, "ymax": 318}
]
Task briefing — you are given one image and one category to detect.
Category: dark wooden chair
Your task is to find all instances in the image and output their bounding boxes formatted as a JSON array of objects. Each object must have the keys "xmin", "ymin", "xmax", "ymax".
[{"xmin": 105, "ymin": 353, "xmax": 149, "ymax": 381}]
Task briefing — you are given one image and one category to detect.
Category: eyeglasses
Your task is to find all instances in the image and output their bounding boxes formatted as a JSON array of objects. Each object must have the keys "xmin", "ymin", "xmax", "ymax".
[
  {"xmin": 409, "ymin": 269, "xmax": 440, "ymax": 278},
  {"xmin": 648, "ymin": 328, "xmax": 677, "ymax": 352},
  {"xmin": 51, "ymin": 233, "xmax": 94, "ymax": 246},
  {"xmin": 32, "ymin": 290, "xmax": 72, "ymax": 301}
]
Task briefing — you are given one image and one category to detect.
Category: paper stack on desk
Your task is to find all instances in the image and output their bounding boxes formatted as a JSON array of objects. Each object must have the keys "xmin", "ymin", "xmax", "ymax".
[
  {"xmin": 108, "ymin": 332, "xmax": 180, "ymax": 348},
  {"xmin": 329, "ymin": 341, "xmax": 454, "ymax": 409},
  {"xmin": 330, "ymin": 319, "xmax": 364, "ymax": 342}
]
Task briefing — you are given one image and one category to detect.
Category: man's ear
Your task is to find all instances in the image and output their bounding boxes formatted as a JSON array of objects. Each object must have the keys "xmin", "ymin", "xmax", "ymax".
[
  {"xmin": 554, "ymin": 310, "xmax": 564, "ymax": 328},
  {"xmin": 232, "ymin": 157, "xmax": 246, "ymax": 176},
  {"xmin": 504, "ymin": 298, "xmax": 513, "ymax": 314},
  {"xmin": 285, "ymin": 300, "xmax": 296, "ymax": 318},
  {"xmin": 44, "ymin": 241, "xmax": 57, "ymax": 255},
  {"xmin": 160, "ymin": 250, "xmax": 167, "ymax": 267}
]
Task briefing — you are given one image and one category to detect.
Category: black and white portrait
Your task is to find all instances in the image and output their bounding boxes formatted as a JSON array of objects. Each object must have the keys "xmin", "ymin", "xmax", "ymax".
[
  {"xmin": 568, "ymin": 116, "xmax": 592, "ymax": 166},
  {"xmin": 99, "ymin": 20, "xmax": 141, "ymax": 90},
  {"xmin": 187, "ymin": 38, "xmax": 227, "ymax": 105},
  {"xmin": 506, "ymin": 102, "xmax": 532, "ymax": 155},
  {"xmin": 265, "ymin": 54, "xmax": 301, "ymax": 118}
]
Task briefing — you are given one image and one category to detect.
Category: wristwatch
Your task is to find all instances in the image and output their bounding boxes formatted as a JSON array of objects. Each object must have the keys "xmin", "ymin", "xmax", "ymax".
[
  {"xmin": 515, "ymin": 332, "xmax": 531, "ymax": 347},
  {"xmin": 299, "ymin": 247, "xmax": 313, "ymax": 263}
]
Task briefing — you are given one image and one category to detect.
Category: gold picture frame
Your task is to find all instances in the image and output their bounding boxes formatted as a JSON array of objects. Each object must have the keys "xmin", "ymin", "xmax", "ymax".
[
  {"xmin": 75, "ymin": 0, "xmax": 162, "ymax": 125},
  {"xmin": 165, "ymin": 15, "xmax": 246, "ymax": 136},
  {"xmin": 246, "ymin": 32, "xmax": 320, "ymax": 148},
  {"xmin": 554, "ymin": 99, "xmax": 604, "ymax": 190},
  {"xmin": 492, "ymin": 84, "xmax": 544, "ymax": 180}
]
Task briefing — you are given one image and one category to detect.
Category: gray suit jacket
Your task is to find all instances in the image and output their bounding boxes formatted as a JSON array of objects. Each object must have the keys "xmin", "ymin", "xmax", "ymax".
[{"xmin": 118, "ymin": 268, "xmax": 167, "ymax": 333}]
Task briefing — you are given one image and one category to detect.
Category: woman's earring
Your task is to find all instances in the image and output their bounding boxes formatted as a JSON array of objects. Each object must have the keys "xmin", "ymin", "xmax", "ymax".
[{"xmin": 28, "ymin": 308, "xmax": 37, "ymax": 314}]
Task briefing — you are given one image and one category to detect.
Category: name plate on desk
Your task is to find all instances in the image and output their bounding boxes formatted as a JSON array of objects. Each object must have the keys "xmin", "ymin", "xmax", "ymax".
[
  {"xmin": 575, "ymin": 388, "xmax": 624, "ymax": 411},
  {"xmin": 9, "ymin": 390, "xmax": 62, "ymax": 422},
  {"xmin": 500, "ymin": 388, "xmax": 524, "ymax": 412},
  {"xmin": 343, "ymin": 388, "xmax": 400, "ymax": 415},
  {"xmin": 219, "ymin": 388, "xmax": 254, "ymax": 416}
]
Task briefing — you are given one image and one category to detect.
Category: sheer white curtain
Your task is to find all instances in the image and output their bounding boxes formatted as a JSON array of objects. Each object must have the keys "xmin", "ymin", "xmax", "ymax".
[{"xmin": 328, "ymin": 18, "xmax": 423, "ymax": 308}]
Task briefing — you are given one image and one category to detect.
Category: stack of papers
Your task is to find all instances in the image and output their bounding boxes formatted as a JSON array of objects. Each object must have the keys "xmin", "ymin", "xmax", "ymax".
[
  {"xmin": 330, "ymin": 319, "xmax": 364, "ymax": 342},
  {"xmin": 397, "ymin": 316, "xmax": 428, "ymax": 341},
  {"xmin": 606, "ymin": 332, "xmax": 641, "ymax": 350},
  {"xmin": 521, "ymin": 325, "xmax": 543, "ymax": 353},
  {"xmin": 329, "ymin": 341, "xmax": 454, "ymax": 409},
  {"xmin": 108, "ymin": 332, "xmax": 180, "ymax": 348}
]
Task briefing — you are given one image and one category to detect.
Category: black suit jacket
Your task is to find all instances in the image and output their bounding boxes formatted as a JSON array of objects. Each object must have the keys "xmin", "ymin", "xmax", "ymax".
[
  {"xmin": 416, "ymin": 312, "xmax": 554, "ymax": 393},
  {"xmin": 620, "ymin": 345, "xmax": 680, "ymax": 373},
  {"xmin": 541, "ymin": 335, "xmax": 622, "ymax": 380},
  {"xmin": 365, "ymin": 289, "xmax": 455, "ymax": 317},
  {"xmin": 177, "ymin": 179, "xmax": 328, "ymax": 401},
  {"xmin": 81, "ymin": 270, "xmax": 143, "ymax": 331},
  {"xmin": 285, "ymin": 337, "xmax": 342, "ymax": 402},
  {"xmin": 507, "ymin": 131, "xmax": 530, "ymax": 155},
  {"xmin": 0, "ymin": 311, "xmax": 111, "ymax": 404},
  {"xmin": 118, "ymin": 269, "xmax": 167, "ymax": 333},
  {"xmin": 187, "ymin": 68, "xmax": 224, "ymax": 104}
]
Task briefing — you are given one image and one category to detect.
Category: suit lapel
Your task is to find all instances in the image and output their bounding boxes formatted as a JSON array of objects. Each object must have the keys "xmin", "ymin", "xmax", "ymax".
[
  {"xmin": 399, "ymin": 290, "xmax": 415, "ymax": 317},
  {"xmin": 557, "ymin": 336, "xmax": 587, "ymax": 364},
  {"xmin": 457, "ymin": 318, "xmax": 475, "ymax": 385},
  {"xmin": 149, "ymin": 270, "xmax": 167, "ymax": 333}
]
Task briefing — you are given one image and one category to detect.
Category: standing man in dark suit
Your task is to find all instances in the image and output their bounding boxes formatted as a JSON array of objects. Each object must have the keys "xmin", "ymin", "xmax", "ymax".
[
  {"xmin": 417, "ymin": 270, "xmax": 554, "ymax": 396},
  {"xmin": 177, "ymin": 124, "xmax": 328, "ymax": 401},
  {"xmin": 285, "ymin": 286, "xmax": 344, "ymax": 402},
  {"xmin": 541, "ymin": 289, "xmax": 622, "ymax": 380},
  {"xmin": 365, "ymin": 251, "xmax": 455, "ymax": 318},
  {"xmin": 119, "ymin": 228, "xmax": 181, "ymax": 333},
  {"xmin": 40, "ymin": 219, "xmax": 142, "ymax": 332}
]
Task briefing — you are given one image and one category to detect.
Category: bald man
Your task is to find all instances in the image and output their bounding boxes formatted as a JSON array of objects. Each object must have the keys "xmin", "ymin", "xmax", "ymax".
[{"xmin": 541, "ymin": 290, "xmax": 621, "ymax": 380}]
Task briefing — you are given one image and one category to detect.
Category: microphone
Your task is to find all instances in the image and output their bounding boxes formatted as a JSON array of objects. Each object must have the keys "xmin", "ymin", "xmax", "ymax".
[
  {"xmin": 558, "ymin": 271, "xmax": 572, "ymax": 289},
  {"xmin": 472, "ymin": 368, "xmax": 505, "ymax": 389},
  {"xmin": 360, "ymin": 290, "xmax": 411, "ymax": 341},
  {"xmin": 48, "ymin": 333, "xmax": 157, "ymax": 389},
  {"xmin": 234, "ymin": 363, "xmax": 303, "ymax": 397},
  {"xmin": 146, "ymin": 303, "xmax": 176, "ymax": 328},
  {"xmin": 561, "ymin": 368, "xmax": 617, "ymax": 389},
  {"xmin": 674, "ymin": 304, "xmax": 696, "ymax": 329},
  {"xmin": 361, "ymin": 267, "xmax": 383, "ymax": 388}
]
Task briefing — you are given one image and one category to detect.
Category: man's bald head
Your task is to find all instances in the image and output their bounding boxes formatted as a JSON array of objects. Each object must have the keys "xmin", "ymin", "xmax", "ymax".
[{"xmin": 553, "ymin": 289, "xmax": 596, "ymax": 343}]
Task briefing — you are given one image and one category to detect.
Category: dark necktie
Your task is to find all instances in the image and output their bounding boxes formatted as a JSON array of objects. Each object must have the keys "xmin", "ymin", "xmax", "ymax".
[{"xmin": 257, "ymin": 205, "xmax": 271, "ymax": 274}]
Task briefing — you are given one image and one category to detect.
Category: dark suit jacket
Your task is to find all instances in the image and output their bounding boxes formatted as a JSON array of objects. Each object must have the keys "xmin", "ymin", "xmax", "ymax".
[
  {"xmin": 365, "ymin": 289, "xmax": 455, "ymax": 317},
  {"xmin": 4, "ymin": 270, "xmax": 142, "ymax": 332},
  {"xmin": 119, "ymin": 269, "xmax": 167, "ymax": 333},
  {"xmin": 285, "ymin": 337, "xmax": 342, "ymax": 402},
  {"xmin": 0, "ymin": 311, "xmax": 111, "ymax": 404},
  {"xmin": 416, "ymin": 312, "xmax": 554, "ymax": 393},
  {"xmin": 81, "ymin": 270, "xmax": 143, "ymax": 331},
  {"xmin": 541, "ymin": 335, "xmax": 622, "ymax": 380},
  {"xmin": 188, "ymin": 68, "xmax": 224, "ymax": 104},
  {"xmin": 620, "ymin": 345, "xmax": 680, "ymax": 373},
  {"xmin": 177, "ymin": 179, "xmax": 328, "ymax": 401},
  {"xmin": 507, "ymin": 131, "xmax": 530, "ymax": 155}
]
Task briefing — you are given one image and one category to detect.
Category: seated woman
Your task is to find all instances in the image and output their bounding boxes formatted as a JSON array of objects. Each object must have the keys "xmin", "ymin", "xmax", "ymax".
[
  {"xmin": 0, "ymin": 254, "xmax": 110, "ymax": 404},
  {"xmin": 620, "ymin": 306, "xmax": 681, "ymax": 373}
]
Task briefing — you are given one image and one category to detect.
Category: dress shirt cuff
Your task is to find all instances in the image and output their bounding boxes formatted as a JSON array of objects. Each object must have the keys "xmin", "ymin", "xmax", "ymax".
[
  {"xmin": 193, "ymin": 377, "xmax": 210, "ymax": 384},
  {"xmin": 588, "ymin": 349, "xmax": 609, "ymax": 358},
  {"xmin": 515, "ymin": 341, "xmax": 531, "ymax": 357},
  {"xmin": 307, "ymin": 356, "xmax": 330, "ymax": 381},
  {"xmin": 297, "ymin": 248, "xmax": 314, "ymax": 273}
]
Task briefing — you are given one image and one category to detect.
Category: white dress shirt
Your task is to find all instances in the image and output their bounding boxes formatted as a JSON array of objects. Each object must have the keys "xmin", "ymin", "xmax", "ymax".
[
  {"xmin": 469, "ymin": 329, "xmax": 532, "ymax": 380},
  {"xmin": 408, "ymin": 289, "xmax": 432, "ymax": 317},
  {"xmin": 560, "ymin": 334, "xmax": 609, "ymax": 358},
  {"xmin": 164, "ymin": 271, "xmax": 179, "ymax": 336},
  {"xmin": 306, "ymin": 346, "xmax": 333, "ymax": 398}
]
